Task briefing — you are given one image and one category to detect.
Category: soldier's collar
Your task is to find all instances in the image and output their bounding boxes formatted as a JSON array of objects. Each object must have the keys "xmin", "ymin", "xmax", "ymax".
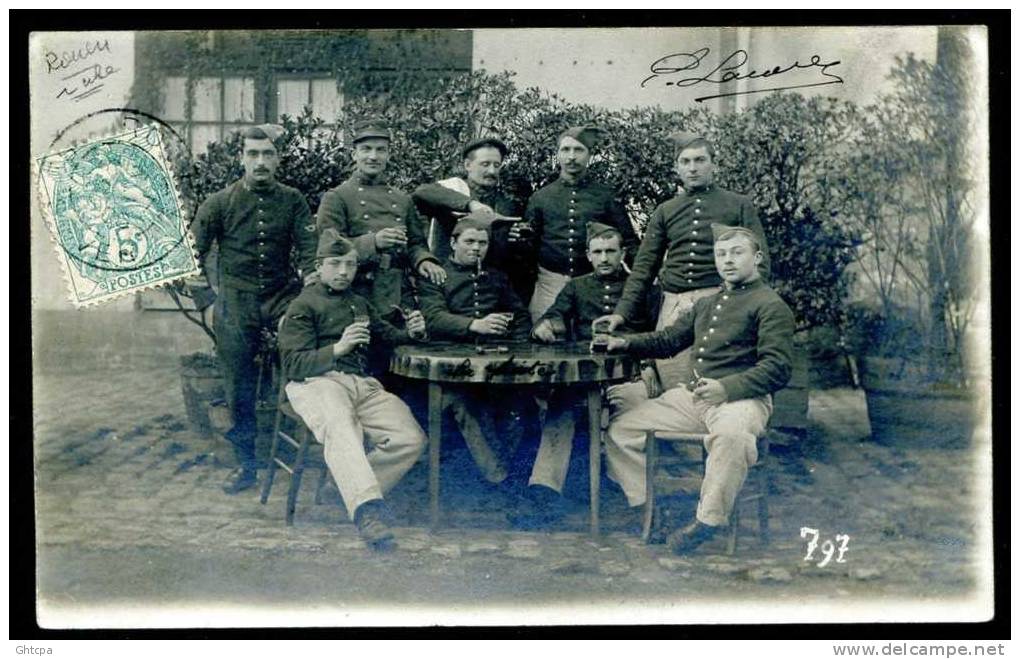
[
  {"xmin": 558, "ymin": 172, "xmax": 590, "ymax": 188},
  {"xmin": 683, "ymin": 183, "xmax": 714, "ymax": 194},
  {"xmin": 724, "ymin": 277, "xmax": 764, "ymax": 293},
  {"xmin": 242, "ymin": 178, "xmax": 278, "ymax": 195},
  {"xmin": 446, "ymin": 257, "xmax": 487, "ymax": 274},
  {"xmin": 352, "ymin": 172, "xmax": 388, "ymax": 186},
  {"xmin": 467, "ymin": 179, "xmax": 500, "ymax": 198},
  {"xmin": 593, "ymin": 268, "xmax": 626, "ymax": 283}
]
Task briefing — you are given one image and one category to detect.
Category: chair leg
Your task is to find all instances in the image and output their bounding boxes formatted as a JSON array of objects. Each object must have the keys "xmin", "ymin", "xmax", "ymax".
[
  {"xmin": 313, "ymin": 463, "xmax": 329, "ymax": 505},
  {"xmin": 285, "ymin": 426, "xmax": 311, "ymax": 526},
  {"xmin": 260, "ymin": 411, "xmax": 285, "ymax": 505},
  {"xmin": 642, "ymin": 431, "xmax": 657, "ymax": 543},
  {"xmin": 727, "ymin": 504, "xmax": 739, "ymax": 555}
]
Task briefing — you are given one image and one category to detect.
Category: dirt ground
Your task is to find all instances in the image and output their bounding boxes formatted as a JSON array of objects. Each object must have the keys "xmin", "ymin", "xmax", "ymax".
[{"xmin": 31, "ymin": 367, "xmax": 992, "ymax": 628}]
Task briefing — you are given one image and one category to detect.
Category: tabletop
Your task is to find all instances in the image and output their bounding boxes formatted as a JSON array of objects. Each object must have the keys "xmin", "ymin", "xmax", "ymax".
[{"xmin": 390, "ymin": 341, "xmax": 639, "ymax": 385}]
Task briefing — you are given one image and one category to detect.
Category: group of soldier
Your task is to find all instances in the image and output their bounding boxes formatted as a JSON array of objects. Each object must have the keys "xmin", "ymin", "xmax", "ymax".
[{"xmin": 190, "ymin": 118, "xmax": 795, "ymax": 554}]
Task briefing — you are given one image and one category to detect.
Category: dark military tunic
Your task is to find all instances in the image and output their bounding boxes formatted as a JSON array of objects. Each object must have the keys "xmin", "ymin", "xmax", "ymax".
[
  {"xmin": 317, "ymin": 173, "xmax": 437, "ymax": 312},
  {"xmin": 625, "ymin": 278, "xmax": 795, "ymax": 401},
  {"xmin": 615, "ymin": 184, "xmax": 769, "ymax": 321},
  {"xmin": 419, "ymin": 258, "xmax": 531, "ymax": 342},
  {"xmin": 191, "ymin": 179, "xmax": 317, "ymax": 292},
  {"xmin": 537, "ymin": 269, "xmax": 656, "ymax": 341},
  {"xmin": 279, "ymin": 283, "xmax": 412, "ymax": 382},
  {"xmin": 524, "ymin": 175, "xmax": 638, "ymax": 278}
]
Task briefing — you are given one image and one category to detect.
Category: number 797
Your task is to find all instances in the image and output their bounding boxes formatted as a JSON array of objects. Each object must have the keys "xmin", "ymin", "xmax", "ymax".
[{"xmin": 800, "ymin": 526, "xmax": 850, "ymax": 567}]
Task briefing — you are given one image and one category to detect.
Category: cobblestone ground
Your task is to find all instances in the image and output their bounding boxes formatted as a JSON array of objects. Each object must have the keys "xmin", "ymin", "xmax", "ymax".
[{"xmin": 32, "ymin": 369, "xmax": 990, "ymax": 626}]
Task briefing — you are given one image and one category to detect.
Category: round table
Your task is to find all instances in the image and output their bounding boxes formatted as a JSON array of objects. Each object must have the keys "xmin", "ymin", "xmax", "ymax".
[{"xmin": 391, "ymin": 341, "xmax": 639, "ymax": 536}]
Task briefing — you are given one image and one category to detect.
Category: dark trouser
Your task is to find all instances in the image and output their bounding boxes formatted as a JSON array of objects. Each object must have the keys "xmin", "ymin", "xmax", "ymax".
[{"xmin": 214, "ymin": 282, "xmax": 299, "ymax": 469}]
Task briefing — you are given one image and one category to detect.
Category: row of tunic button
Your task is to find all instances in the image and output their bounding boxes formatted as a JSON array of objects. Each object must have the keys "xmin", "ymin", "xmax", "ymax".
[
  {"xmin": 684, "ymin": 195, "xmax": 704, "ymax": 282},
  {"xmin": 358, "ymin": 186, "xmax": 402, "ymax": 221},
  {"xmin": 695, "ymin": 292, "xmax": 730, "ymax": 365},
  {"xmin": 567, "ymin": 189, "xmax": 578, "ymax": 273}
]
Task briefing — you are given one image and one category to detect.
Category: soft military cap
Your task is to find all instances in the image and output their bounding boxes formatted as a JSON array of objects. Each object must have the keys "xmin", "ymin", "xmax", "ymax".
[
  {"xmin": 558, "ymin": 125, "xmax": 602, "ymax": 150},
  {"xmin": 668, "ymin": 130, "xmax": 707, "ymax": 153},
  {"xmin": 462, "ymin": 136, "xmax": 509, "ymax": 160},
  {"xmin": 351, "ymin": 118, "xmax": 391, "ymax": 144},
  {"xmin": 451, "ymin": 212, "xmax": 495, "ymax": 238},
  {"xmin": 586, "ymin": 221, "xmax": 619, "ymax": 244},
  {"xmin": 711, "ymin": 223, "xmax": 758, "ymax": 245},
  {"xmin": 242, "ymin": 123, "xmax": 286, "ymax": 146},
  {"xmin": 316, "ymin": 228, "xmax": 356, "ymax": 259}
]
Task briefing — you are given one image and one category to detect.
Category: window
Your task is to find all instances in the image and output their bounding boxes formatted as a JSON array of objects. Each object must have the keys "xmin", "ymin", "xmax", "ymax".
[
  {"xmin": 162, "ymin": 75, "xmax": 256, "ymax": 154},
  {"xmin": 275, "ymin": 76, "xmax": 343, "ymax": 125}
]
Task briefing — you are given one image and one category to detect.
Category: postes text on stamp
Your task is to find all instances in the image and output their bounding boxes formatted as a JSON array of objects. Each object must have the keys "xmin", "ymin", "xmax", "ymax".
[{"xmin": 35, "ymin": 124, "xmax": 199, "ymax": 307}]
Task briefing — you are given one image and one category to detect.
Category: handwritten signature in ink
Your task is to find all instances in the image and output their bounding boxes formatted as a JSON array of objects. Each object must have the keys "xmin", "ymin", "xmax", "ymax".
[
  {"xmin": 55, "ymin": 63, "xmax": 121, "ymax": 104},
  {"xmin": 641, "ymin": 47, "xmax": 844, "ymax": 102}
]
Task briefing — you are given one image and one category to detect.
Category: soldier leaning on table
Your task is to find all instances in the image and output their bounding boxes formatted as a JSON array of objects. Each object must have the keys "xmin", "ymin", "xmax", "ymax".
[
  {"xmin": 190, "ymin": 124, "xmax": 318, "ymax": 495},
  {"xmin": 604, "ymin": 224, "xmax": 795, "ymax": 555},
  {"xmin": 418, "ymin": 214, "xmax": 536, "ymax": 494},
  {"xmin": 411, "ymin": 137, "xmax": 533, "ymax": 302},
  {"xmin": 508, "ymin": 221, "xmax": 658, "ymax": 529},
  {"xmin": 523, "ymin": 125, "xmax": 638, "ymax": 322},
  {"xmin": 596, "ymin": 131, "xmax": 771, "ymax": 395},
  {"xmin": 278, "ymin": 230, "xmax": 429, "ymax": 550}
]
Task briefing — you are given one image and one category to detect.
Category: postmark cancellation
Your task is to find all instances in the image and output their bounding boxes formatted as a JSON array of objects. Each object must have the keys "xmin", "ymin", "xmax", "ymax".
[{"xmin": 35, "ymin": 124, "xmax": 199, "ymax": 307}]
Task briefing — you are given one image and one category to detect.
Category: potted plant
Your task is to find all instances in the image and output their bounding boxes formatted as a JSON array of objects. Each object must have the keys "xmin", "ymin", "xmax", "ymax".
[{"xmin": 840, "ymin": 49, "xmax": 979, "ymax": 447}]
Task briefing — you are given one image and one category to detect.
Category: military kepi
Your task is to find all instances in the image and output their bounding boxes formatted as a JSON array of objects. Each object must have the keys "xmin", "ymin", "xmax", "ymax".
[
  {"xmin": 559, "ymin": 125, "xmax": 602, "ymax": 150},
  {"xmin": 462, "ymin": 136, "xmax": 509, "ymax": 159},
  {"xmin": 711, "ymin": 223, "xmax": 757, "ymax": 244},
  {"xmin": 586, "ymin": 221, "xmax": 617, "ymax": 244},
  {"xmin": 316, "ymin": 228, "xmax": 355, "ymax": 259},
  {"xmin": 351, "ymin": 118, "xmax": 391, "ymax": 144},
  {"xmin": 668, "ymin": 130, "xmax": 706, "ymax": 153}
]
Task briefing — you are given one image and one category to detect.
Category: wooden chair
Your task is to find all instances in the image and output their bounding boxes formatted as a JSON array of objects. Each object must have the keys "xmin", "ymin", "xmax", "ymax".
[
  {"xmin": 258, "ymin": 319, "xmax": 329, "ymax": 525},
  {"xmin": 642, "ymin": 430, "xmax": 772, "ymax": 554}
]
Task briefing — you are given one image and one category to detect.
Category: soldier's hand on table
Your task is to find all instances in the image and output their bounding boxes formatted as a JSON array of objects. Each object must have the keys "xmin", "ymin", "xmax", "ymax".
[
  {"xmin": 406, "ymin": 310, "xmax": 427, "ymax": 340},
  {"xmin": 467, "ymin": 200, "xmax": 496, "ymax": 217},
  {"xmin": 532, "ymin": 320, "xmax": 557, "ymax": 343},
  {"xmin": 418, "ymin": 260, "xmax": 447, "ymax": 285},
  {"xmin": 692, "ymin": 378, "xmax": 727, "ymax": 405},
  {"xmin": 374, "ymin": 227, "xmax": 408, "ymax": 249},
  {"xmin": 470, "ymin": 312, "xmax": 512, "ymax": 336},
  {"xmin": 593, "ymin": 314, "xmax": 625, "ymax": 334},
  {"xmin": 333, "ymin": 322, "xmax": 371, "ymax": 356},
  {"xmin": 603, "ymin": 336, "xmax": 629, "ymax": 353}
]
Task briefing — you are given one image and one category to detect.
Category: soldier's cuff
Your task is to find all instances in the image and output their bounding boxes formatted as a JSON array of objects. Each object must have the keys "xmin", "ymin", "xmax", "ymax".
[{"xmin": 353, "ymin": 233, "xmax": 378, "ymax": 261}]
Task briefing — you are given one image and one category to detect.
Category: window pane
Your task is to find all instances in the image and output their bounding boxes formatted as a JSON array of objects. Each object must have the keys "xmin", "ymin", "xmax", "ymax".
[
  {"xmin": 191, "ymin": 124, "xmax": 221, "ymax": 155},
  {"xmin": 276, "ymin": 80, "xmax": 310, "ymax": 120},
  {"xmin": 224, "ymin": 77, "xmax": 255, "ymax": 122},
  {"xmin": 162, "ymin": 76, "xmax": 187, "ymax": 121},
  {"xmin": 311, "ymin": 79, "xmax": 343, "ymax": 123},
  {"xmin": 192, "ymin": 78, "xmax": 222, "ymax": 122}
]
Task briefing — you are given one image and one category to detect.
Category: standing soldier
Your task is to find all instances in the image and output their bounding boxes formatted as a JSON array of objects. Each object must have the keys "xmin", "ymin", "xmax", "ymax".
[
  {"xmin": 191, "ymin": 124, "xmax": 318, "ymax": 494},
  {"xmin": 316, "ymin": 118, "xmax": 446, "ymax": 329},
  {"xmin": 524, "ymin": 125, "xmax": 638, "ymax": 322},
  {"xmin": 412, "ymin": 137, "xmax": 532, "ymax": 300},
  {"xmin": 597, "ymin": 131, "xmax": 771, "ymax": 394}
]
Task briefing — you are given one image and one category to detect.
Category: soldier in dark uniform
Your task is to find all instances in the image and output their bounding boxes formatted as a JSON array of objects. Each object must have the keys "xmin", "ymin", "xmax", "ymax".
[
  {"xmin": 278, "ymin": 230, "xmax": 428, "ymax": 550},
  {"xmin": 419, "ymin": 215, "xmax": 534, "ymax": 488},
  {"xmin": 316, "ymin": 119, "xmax": 446, "ymax": 327},
  {"xmin": 597, "ymin": 131, "xmax": 771, "ymax": 394},
  {"xmin": 605, "ymin": 224, "xmax": 795, "ymax": 554},
  {"xmin": 191, "ymin": 124, "xmax": 318, "ymax": 494},
  {"xmin": 509, "ymin": 222, "xmax": 655, "ymax": 528},
  {"xmin": 523, "ymin": 125, "xmax": 638, "ymax": 322},
  {"xmin": 411, "ymin": 137, "xmax": 532, "ymax": 300}
]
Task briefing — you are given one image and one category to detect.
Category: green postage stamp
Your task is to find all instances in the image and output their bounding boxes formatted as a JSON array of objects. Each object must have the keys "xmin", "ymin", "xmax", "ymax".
[{"xmin": 36, "ymin": 124, "xmax": 199, "ymax": 307}]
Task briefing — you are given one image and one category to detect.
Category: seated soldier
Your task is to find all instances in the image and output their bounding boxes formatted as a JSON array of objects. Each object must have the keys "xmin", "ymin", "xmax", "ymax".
[
  {"xmin": 278, "ymin": 230, "xmax": 429, "ymax": 550},
  {"xmin": 509, "ymin": 222, "xmax": 655, "ymax": 529},
  {"xmin": 604, "ymin": 224, "xmax": 795, "ymax": 554},
  {"xmin": 419, "ymin": 214, "xmax": 535, "ymax": 489}
]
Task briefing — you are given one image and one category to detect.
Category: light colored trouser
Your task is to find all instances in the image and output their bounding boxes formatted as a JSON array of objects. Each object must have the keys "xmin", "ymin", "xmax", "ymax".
[
  {"xmin": 605, "ymin": 386, "xmax": 771, "ymax": 526},
  {"xmin": 445, "ymin": 390, "xmax": 526, "ymax": 484},
  {"xmin": 529, "ymin": 381, "xmax": 649, "ymax": 493},
  {"xmin": 285, "ymin": 371, "xmax": 426, "ymax": 518},
  {"xmin": 652, "ymin": 287, "xmax": 720, "ymax": 391},
  {"xmin": 528, "ymin": 266, "xmax": 572, "ymax": 322}
]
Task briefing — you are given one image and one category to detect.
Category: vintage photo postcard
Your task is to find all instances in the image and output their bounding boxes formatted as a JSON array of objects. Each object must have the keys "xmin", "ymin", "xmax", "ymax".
[{"xmin": 25, "ymin": 21, "xmax": 996, "ymax": 630}]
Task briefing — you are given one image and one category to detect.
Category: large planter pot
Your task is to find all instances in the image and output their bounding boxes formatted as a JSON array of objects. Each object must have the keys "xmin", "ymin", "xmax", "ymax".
[
  {"xmin": 857, "ymin": 356, "xmax": 974, "ymax": 448},
  {"xmin": 180, "ymin": 352, "xmax": 226, "ymax": 438}
]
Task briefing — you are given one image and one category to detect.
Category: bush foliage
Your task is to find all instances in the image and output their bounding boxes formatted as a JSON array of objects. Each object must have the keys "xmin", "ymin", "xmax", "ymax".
[{"xmin": 173, "ymin": 70, "xmax": 872, "ymax": 331}]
